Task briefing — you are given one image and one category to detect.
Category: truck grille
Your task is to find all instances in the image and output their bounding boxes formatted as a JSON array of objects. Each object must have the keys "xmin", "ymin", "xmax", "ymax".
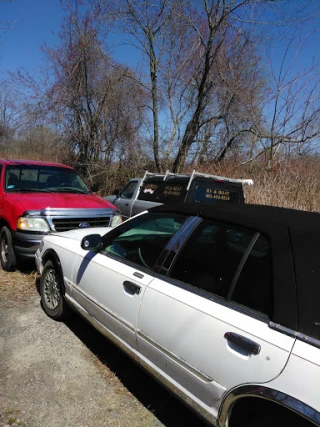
[{"xmin": 52, "ymin": 217, "xmax": 111, "ymax": 232}]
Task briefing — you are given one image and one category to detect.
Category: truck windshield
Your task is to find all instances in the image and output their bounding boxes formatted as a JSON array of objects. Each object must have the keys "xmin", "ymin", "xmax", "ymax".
[{"xmin": 5, "ymin": 165, "xmax": 91, "ymax": 194}]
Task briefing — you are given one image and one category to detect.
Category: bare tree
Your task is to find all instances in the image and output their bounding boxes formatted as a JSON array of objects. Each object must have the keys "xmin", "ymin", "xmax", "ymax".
[
  {"xmin": 7, "ymin": 0, "xmax": 320, "ymax": 177},
  {"xmin": 91, "ymin": 0, "xmax": 320, "ymax": 172},
  {"xmin": 234, "ymin": 28, "xmax": 320, "ymax": 170},
  {"xmin": 9, "ymin": 0, "xmax": 147, "ymax": 181},
  {"xmin": 54, "ymin": 2, "xmax": 146, "ymax": 171},
  {"xmin": 170, "ymin": 0, "xmax": 270, "ymax": 171},
  {"xmin": 95, "ymin": 0, "xmax": 173, "ymax": 172},
  {"xmin": 0, "ymin": 81, "xmax": 22, "ymax": 153}
]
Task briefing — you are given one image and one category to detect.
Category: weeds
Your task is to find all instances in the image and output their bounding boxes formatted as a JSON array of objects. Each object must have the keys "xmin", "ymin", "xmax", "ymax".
[
  {"xmin": 188, "ymin": 158, "xmax": 320, "ymax": 213},
  {"xmin": 98, "ymin": 157, "xmax": 320, "ymax": 213},
  {"xmin": 1, "ymin": 409, "xmax": 23, "ymax": 426},
  {"xmin": 0, "ymin": 268, "xmax": 38, "ymax": 308}
]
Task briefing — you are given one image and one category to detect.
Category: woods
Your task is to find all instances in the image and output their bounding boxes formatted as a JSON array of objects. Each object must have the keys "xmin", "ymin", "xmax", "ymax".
[{"xmin": 1, "ymin": 0, "xmax": 320, "ymax": 208}]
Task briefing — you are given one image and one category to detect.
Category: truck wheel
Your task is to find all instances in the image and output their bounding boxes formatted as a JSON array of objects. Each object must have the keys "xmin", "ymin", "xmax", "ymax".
[
  {"xmin": 40, "ymin": 260, "xmax": 70, "ymax": 321},
  {"xmin": 0, "ymin": 226, "xmax": 17, "ymax": 271}
]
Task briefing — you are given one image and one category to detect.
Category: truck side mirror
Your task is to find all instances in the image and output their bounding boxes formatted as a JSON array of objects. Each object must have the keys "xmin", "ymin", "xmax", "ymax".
[{"xmin": 113, "ymin": 189, "xmax": 120, "ymax": 196}]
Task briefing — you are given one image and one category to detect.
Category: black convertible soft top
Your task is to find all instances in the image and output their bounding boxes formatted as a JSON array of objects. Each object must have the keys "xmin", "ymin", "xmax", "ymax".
[{"xmin": 150, "ymin": 203, "xmax": 320, "ymax": 341}]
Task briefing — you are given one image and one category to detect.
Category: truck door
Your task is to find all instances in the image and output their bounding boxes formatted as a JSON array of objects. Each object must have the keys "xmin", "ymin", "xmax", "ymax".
[{"xmin": 115, "ymin": 180, "xmax": 140, "ymax": 220}]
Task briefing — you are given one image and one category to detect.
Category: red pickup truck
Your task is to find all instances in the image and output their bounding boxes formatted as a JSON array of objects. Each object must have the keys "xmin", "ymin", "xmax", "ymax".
[{"xmin": 0, "ymin": 159, "xmax": 121, "ymax": 271}]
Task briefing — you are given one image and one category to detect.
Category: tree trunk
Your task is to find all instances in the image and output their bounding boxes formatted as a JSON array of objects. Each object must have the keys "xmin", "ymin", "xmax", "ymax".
[{"xmin": 149, "ymin": 39, "xmax": 161, "ymax": 172}]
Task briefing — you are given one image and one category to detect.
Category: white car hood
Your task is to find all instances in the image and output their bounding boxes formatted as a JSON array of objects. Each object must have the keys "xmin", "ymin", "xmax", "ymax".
[{"xmin": 51, "ymin": 227, "xmax": 112, "ymax": 241}]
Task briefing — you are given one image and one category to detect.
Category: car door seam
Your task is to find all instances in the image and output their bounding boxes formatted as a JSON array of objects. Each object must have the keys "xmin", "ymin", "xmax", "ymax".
[
  {"xmin": 137, "ymin": 329, "xmax": 217, "ymax": 384},
  {"xmin": 72, "ymin": 283, "xmax": 135, "ymax": 332}
]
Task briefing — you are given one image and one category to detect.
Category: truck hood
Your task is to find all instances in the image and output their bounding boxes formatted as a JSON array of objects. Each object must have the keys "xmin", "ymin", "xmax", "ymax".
[
  {"xmin": 104, "ymin": 195, "xmax": 118, "ymax": 204},
  {"xmin": 7, "ymin": 192, "xmax": 116, "ymax": 212}
]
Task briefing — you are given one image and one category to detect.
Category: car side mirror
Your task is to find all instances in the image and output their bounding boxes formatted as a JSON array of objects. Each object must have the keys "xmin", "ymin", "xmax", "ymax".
[
  {"xmin": 81, "ymin": 234, "xmax": 102, "ymax": 251},
  {"xmin": 113, "ymin": 189, "xmax": 120, "ymax": 196}
]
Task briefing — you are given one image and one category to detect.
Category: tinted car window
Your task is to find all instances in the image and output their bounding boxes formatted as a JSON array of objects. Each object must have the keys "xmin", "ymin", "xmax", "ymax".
[
  {"xmin": 102, "ymin": 212, "xmax": 187, "ymax": 270},
  {"xmin": 168, "ymin": 219, "xmax": 272, "ymax": 316},
  {"xmin": 169, "ymin": 219, "xmax": 255, "ymax": 297},
  {"xmin": 230, "ymin": 234, "xmax": 273, "ymax": 316}
]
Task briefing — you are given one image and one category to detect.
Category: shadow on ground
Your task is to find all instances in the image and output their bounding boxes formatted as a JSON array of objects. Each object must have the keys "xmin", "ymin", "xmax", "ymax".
[
  {"xmin": 65, "ymin": 314, "xmax": 209, "ymax": 427},
  {"xmin": 16, "ymin": 261, "xmax": 38, "ymax": 275}
]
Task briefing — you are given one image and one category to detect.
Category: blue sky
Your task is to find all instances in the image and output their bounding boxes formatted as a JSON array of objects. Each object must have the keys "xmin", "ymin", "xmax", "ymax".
[
  {"xmin": 0, "ymin": 0, "xmax": 140, "ymax": 76},
  {"xmin": 0, "ymin": 0, "xmax": 66, "ymax": 75},
  {"xmin": 1, "ymin": 1, "xmax": 319, "ymax": 79}
]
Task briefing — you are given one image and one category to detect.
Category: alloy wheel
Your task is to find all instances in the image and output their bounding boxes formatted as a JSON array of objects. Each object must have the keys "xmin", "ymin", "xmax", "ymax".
[
  {"xmin": 1, "ymin": 234, "xmax": 8, "ymax": 263},
  {"xmin": 43, "ymin": 268, "xmax": 61, "ymax": 309}
]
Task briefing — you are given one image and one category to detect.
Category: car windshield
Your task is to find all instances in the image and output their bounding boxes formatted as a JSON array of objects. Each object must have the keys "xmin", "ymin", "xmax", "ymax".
[{"xmin": 5, "ymin": 165, "xmax": 91, "ymax": 194}]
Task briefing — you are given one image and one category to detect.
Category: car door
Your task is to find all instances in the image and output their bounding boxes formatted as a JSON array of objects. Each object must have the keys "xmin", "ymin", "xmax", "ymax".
[
  {"xmin": 137, "ymin": 218, "xmax": 295, "ymax": 418},
  {"xmin": 70, "ymin": 211, "xmax": 187, "ymax": 350}
]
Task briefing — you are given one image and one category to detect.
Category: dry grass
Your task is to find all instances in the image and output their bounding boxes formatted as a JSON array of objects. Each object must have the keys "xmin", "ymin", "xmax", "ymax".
[
  {"xmin": 0, "ymin": 267, "xmax": 38, "ymax": 308},
  {"xmin": 99, "ymin": 157, "xmax": 320, "ymax": 213},
  {"xmin": 186, "ymin": 158, "xmax": 320, "ymax": 213},
  {"xmin": 244, "ymin": 160, "xmax": 320, "ymax": 212}
]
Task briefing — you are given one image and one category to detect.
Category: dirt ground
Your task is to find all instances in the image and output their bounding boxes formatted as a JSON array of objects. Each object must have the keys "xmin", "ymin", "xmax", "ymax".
[{"xmin": 0, "ymin": 266, "xmax": 206, "ymax": 427}]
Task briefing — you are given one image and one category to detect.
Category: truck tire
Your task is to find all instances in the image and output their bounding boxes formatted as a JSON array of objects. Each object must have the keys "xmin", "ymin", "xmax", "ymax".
[
  {"xmin": 0, "ymin": 226, "xmax": 17, "ymax": 271},
  {"xmin": 40, "ymin": 260, "xmax": 70, "ymax": 321}
]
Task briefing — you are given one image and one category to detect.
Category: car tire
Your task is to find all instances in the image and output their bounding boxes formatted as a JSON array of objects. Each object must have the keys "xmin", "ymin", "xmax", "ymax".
[
  {"xmin": 40, "ymin": 260, "xmax": 70, "ymax": 321},
  {"xmin": 0, "ymin": 226, "xmax": 17, "ymax": 271}
]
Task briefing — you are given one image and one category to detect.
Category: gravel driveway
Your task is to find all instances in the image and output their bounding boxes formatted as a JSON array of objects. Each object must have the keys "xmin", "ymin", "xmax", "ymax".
[{"xmin": 0, "ymin": 269, "xmax": 206, "ymax": 427}]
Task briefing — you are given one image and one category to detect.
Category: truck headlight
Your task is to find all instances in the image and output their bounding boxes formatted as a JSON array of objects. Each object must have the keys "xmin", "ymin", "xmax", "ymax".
[
  {"xmin": 17, "ymin": 217, "xmax": 50, "ymax": 232},
  {"xmin": 111, "ymin": 214, "xmax": 122, "ymax": 228}
]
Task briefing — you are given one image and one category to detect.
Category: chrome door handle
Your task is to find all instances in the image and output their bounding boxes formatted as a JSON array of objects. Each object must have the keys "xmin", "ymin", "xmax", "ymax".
[
  {"xmin": 123, "ymin": 281, "xmax": 141, "ymax": 295},
  {"xmin": 224, "ymin": 332, "xmax": 261, "ymax": 355}
]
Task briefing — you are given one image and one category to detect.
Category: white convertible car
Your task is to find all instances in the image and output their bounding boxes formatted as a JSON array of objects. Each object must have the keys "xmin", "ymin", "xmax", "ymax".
[{"xmin": 36, "ymin": 203, "xmax": 320, "ymax": 427}]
